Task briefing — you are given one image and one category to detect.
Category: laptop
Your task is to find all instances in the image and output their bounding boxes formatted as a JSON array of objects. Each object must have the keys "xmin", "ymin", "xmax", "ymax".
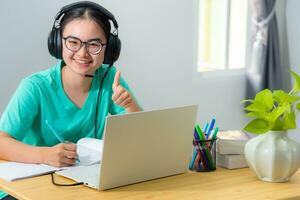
[{"xmin": 56, "ymin": 105, "xmax": 198, "ymax": 190}]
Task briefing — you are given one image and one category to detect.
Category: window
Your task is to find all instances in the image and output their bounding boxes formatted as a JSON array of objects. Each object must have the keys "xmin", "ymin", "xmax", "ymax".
[{"xmin": 197, "ymin": 0, "xmax": 248, "ymax": 72}]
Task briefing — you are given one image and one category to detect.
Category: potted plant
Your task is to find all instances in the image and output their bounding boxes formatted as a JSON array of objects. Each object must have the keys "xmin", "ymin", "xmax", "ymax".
[{"xmin": 242, "ymin": 71, "xmax": 300, "ymax": 182}]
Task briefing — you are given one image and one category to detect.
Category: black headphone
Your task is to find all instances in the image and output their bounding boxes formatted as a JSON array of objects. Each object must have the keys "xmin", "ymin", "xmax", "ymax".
[{"xmin": 48, "ymin": 1, "xmax": 121, "ymax": 65}]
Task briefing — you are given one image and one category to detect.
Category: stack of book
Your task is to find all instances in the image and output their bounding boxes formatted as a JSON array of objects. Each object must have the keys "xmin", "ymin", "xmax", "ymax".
[{"xmin": 216, "ymin": 130, "xmax": 250, "ymax": 169}]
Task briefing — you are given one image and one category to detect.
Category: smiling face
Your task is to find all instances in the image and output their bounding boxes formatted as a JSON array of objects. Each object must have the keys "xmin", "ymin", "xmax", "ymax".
[{"xmin": 62, "ymin": 19, "xmax": 107, "ymax": 76}]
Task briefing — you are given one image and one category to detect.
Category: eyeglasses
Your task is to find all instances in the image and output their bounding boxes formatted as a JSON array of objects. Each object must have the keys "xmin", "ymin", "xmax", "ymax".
[{"xmin": 63, "ymin": 36, "xmax": 106, "ymax": 55}]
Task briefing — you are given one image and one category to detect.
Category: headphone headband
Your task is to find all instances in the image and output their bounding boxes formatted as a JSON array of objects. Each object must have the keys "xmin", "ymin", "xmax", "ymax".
[
  {"xmin": 55, "ymin": 1, "xmax": 118, "ymax": 29},
  {"xmin": 48, "ymin": 1, "xmax": 121, "ymax": 64}
]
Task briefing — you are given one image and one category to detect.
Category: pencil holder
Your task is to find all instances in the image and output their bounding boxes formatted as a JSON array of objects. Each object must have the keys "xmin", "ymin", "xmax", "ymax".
[{"xmin": 189, "ymin": 139, "xmax": 217, "ymax": 172}]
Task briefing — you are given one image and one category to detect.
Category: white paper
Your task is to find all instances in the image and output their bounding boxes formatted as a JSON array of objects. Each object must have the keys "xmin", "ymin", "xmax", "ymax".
[
  {"xmin": 0, "ymin": 162, "xmax": 57, "ymax": 181},
  {"xmin": 0, "ymin": 138, "xmax": 103, "ymax": 181}
]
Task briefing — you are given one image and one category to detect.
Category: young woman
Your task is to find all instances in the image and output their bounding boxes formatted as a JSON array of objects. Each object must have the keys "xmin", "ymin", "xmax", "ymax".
[{"xmin": 0, "ymin": 2, "xmax": 141, "ymax": 199}]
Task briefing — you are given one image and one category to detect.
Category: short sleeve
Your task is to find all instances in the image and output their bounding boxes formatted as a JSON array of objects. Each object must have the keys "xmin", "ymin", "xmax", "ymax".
[{"xmin": 0, "ymin": 78, "xmax": 39, "ymax": 140}]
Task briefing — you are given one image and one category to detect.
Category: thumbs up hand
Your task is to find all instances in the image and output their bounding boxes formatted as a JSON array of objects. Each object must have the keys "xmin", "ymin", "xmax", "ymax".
[{"xmin": 112, "ymin": 71, "xmax": 141, "ymax": 113}]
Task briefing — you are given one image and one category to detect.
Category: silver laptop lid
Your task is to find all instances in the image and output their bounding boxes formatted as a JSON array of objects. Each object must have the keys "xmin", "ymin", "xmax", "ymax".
[{"xmin": 98, "ymin": 105, "xmax": 198, "ymax": 190}]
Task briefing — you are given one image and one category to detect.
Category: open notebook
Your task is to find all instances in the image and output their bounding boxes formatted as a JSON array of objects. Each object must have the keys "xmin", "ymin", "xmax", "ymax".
[{"xmin": 0, "ymin": 138, "xmax": 102, "ymax": 181}]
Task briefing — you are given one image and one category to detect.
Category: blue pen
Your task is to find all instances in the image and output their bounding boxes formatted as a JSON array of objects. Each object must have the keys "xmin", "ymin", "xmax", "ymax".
[
  {"xmin": 206, "ymin": 118, "xmax": 216, "ymax": 138},
  {"xmin": 194, "ymin": 129, "xmax": 200, "ymax": 140},
  {"xmin": 189, "ymin": 148, "xmax": 197, "ymax": 169},
  {"xmin": 203, "ymin": 122, "xmax": 209, "ymax": 134},
  {"xmin": 45, "ymin": 120, "xmax": 80, "ymax": 163}
]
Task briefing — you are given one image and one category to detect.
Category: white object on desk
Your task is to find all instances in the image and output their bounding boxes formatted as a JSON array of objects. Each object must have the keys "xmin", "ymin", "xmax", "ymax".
[
  {"xmin": 0, "ymin": 162, "xmax": 57, "ymax": 181},
  {"xmin": 0, "ymin": 138, "xmax": 103, "ymax": 181},
  {"xmin": 217, "ymin": 130, "xmax": 250, "ymax": 155},
  {"xmin": 216, "ymin": 153, "xmax": 248, "ymax": 169},
  {"xmin": 245, "ymin": 131, "xmax": 300, "ymax": 182}
]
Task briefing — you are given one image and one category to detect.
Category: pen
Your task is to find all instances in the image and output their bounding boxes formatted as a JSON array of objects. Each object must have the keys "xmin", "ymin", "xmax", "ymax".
[
  {"xmin": 189, "ymin": 148, "xmax": 197, "ymax": 169},
  {"xmin": 197, "ymin": 142, "xmax": 210, "ymax": 170},
  {"xmin": 45, "ymin": 120, "xmax": 64, "ymax": 143},
  {"xmin": 203, "ymin": 122, "xmax": 209, "ymax": 135},
  {"xmin": 45, "ymin": 120, "xmax": 80, "ymax": 163},
  {"xmin": 206, "ymin": 118, "xmax": 216, "ymax": 138},
  {"xmin": 195, "ymin": 124, "xmax": 205, "ymax": 140},
  {"xmin": 210, "ymin": 127, "xmax": 219, "ymax": 140},
  {"xmin": 194, "ymin": 129, "xmax": 200, "ymax": 140},
  {"xmin": 209, "ymin": 127, "xmax": 219, "ymax": 150}
]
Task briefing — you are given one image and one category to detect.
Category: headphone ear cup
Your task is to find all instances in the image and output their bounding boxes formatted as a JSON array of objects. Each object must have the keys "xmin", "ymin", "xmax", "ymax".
[
  {"xmin": 103, "ymin": 34, "xmax": 121, "ymax": 65},
  {"xmin": 47, "ymin": 28, "xmax": 63, "ymax": 59},
  {"xmin": 48, "ymin": 28, "xmax": 56, "ymax": 58},
  {"xmin": 55, "ymin": 29, "xmax": 63, "ymax": 59}
]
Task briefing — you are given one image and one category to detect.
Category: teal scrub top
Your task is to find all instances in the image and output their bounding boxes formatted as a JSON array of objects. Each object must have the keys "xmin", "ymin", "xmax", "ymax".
[{"xmin": 0, "ymin": 61, "xmax": 136, "ymax": 199}]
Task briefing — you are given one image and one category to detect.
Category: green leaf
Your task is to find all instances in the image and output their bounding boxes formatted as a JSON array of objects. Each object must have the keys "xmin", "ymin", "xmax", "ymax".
[
  {"xmin": 244, "ymin": 102, "xmax": 267, "ymax": 112},
  {"xmin": 272, "ymin": 118, "xmax": 284, "ymax": 130},
  {"xmin": 273, "ymin": 90, "xmax": 287, "ymax": 105},
  {"xmin": 288, "ymin": 96, "xmax": 300, "ymax": 103},
  {"xmin": 273, "ymin": 90, "xmax": 299, "ymax": 105},
  {"xmin": 245, "ymin": 112, "xmax": 272, "ymax": 123},
  {"xmin": 241, "ymin": 71, "xmax": 300, "ymax": 132},
  {"xmin": 245, "ymin": 111, "xmax": 263, "ymax": 118},
  {"xmin": 290, "ymin": 70, "xmax": 300, "ymax": 95},
  {"xmin": 254, "ymin": 89, "xmax": 273, "ymax": 111},
  {"xmin": 270, "ymin": 104, "xmax": 290, "ymax": 122},
  {"xmin": 243, "ymin": 119, "xmax": 270, "ymax": 134},
  {"xmin": 282, "ymin": 111, "xmax": 296, "ymax": 130},
  {"xmin": 240, "ymin": 99, "xmax": 253, "ymax": 103},
  {"xmin": 296, "ymin": 102, "xmax": 300, "ymax": 111}
]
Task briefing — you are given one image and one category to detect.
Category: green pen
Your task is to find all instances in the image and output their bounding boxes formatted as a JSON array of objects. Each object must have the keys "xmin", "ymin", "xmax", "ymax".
[
  {"xmin": 210, "ymin": 127, "xmax": 219, "ymax": 140},
  {"xmin": 195, "ymin": 124, "xmax": 205, "ymax": 140}
]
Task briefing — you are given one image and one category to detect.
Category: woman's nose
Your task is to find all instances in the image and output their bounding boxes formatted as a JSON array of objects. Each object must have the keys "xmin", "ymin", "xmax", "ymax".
[{"xmin": 76, "ymin": 43, "xmax": 90, "ymax": 57}]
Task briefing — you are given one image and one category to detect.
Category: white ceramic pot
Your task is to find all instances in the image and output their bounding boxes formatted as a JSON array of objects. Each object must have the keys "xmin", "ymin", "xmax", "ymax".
[{"xmin": 244, "ymin": 131, "xmax": 300, "ymax": 182}]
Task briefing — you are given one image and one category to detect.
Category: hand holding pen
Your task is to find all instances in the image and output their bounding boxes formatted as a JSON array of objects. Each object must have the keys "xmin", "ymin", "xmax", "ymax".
[
  {"xmin": 44, "ymin": 120, "xmax": 79, "ymax": 167},
  {"xmin": 42, "ymin": 143, "xmax": 78, "ymax": 167}
]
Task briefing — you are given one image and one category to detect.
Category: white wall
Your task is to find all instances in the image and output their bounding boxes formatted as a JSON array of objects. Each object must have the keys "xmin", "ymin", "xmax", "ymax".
[{"xmin": 0, "ymin": 0, "xmax": 248, "ymax": 131}]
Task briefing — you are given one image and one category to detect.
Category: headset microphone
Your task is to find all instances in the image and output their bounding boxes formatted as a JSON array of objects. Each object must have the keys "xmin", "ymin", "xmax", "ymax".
[
  {"xmin": 85, "ymin": 74, "xmax": 94, "ymax": 78},
  {"xmin": 64, "ymin": 64, "xmax": 95, "ymax": 78}
]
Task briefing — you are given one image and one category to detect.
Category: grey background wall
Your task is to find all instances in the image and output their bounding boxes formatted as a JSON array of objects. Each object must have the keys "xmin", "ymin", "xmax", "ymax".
[{"xmin": 1, "ymin": 0, "xmax": 298, "ymax": 139}]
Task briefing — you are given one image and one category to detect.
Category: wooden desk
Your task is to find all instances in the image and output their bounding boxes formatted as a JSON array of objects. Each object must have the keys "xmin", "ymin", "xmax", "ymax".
[{"xmin": 1, "ymin": 167, "xmax": 300, "ymax": 200}]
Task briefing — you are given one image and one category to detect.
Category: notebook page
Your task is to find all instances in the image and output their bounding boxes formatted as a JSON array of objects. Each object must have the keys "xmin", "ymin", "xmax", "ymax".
[
  {"xmin": 0, "ymin": 162, "xmax": 57, "ymax": 181},
  {"xmin": 39, "ymin": 138, "xmax": 103, "ymax": 171}
]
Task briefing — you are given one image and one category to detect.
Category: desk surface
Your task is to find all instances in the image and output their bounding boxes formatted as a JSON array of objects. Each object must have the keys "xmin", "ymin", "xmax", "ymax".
[{"xmin": 1, "ymin": 167, "xmax": 300, "ymax": 200}]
